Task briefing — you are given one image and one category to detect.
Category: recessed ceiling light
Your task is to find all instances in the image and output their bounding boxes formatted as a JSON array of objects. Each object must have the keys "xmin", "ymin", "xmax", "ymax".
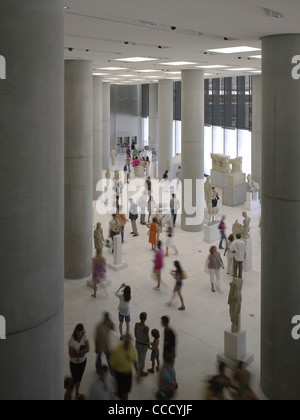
[
  {"xmin": 99, "ymin": 67, "xmax": 129, "ymax": 71},
  {"xmin": 64, "ymin": 5, "xmax": 70, "ymax": 10},
  {"xmin": 115, "ymin": 57, "xmax": 158, "ymax": 62},
  {"xmin": 207, "ymin": 46, "xmax": 261, "ymax": 54},
  {"xmin": 134, "ymin": 70, "xmax": 158, "ymax": 73},
  {"xmin": 225, "ymin": 68, "xmax": 256, "ymax": 71},
  {"xmin": 159, "ymin": 61, "xmax": 198, "ymax": 66},
  {"xmin": 196, "ymin": 65, "xmax": 229, "ymax": 69}
]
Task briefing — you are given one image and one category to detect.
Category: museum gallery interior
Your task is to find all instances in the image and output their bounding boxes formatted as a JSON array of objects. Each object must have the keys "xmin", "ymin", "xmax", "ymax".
[{"xmin": 1, "ymin": 0, "xmax": 300, "ymax": 401}]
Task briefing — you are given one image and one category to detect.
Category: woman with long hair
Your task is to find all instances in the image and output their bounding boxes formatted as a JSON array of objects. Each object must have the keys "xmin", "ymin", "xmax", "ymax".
[
  {"xmin": 68, "ymin": 324, "xmax": 90, "ymax": 399},
  {"xmin": 115, "ymin": 284, "xmax": 132, "ymax": 339},
  {"xmin": 167, "ymin": 261, "xmax": 185, "ymax": 311}
]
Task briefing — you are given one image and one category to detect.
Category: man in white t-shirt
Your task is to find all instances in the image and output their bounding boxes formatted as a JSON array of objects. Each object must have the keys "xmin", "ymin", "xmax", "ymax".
[
  {"xmin": 89, "ymin": 365, "xmax": 115, "ymax": 400},
  {"xmin": 230, "ymin": 233, "xmax": 246, "ymax": 279}
]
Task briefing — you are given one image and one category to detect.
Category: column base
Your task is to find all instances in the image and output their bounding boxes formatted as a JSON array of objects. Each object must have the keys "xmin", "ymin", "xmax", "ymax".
[{"xmin": 107, "ymin": 262, "xmax": 128, "ymax": 272}]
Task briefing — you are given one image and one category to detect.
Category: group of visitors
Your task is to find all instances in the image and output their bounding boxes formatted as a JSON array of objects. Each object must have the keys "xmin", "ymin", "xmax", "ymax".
[
  {"xmin": 66, "ymin": 313, "xmax": 178, "ymax": 401},
  {"xmin": 206, "ymin": 361, "xmax": 258, "ymax": 401}
]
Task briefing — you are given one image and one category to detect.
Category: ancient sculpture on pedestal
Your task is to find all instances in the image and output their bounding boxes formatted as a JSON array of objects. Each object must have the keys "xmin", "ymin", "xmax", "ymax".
[
  {"xmin": 211, "ymin": 153, "xmax": 231, "ymax": 173},
  {"xmin": 111, "ymin": 149, "xmax": 116, "ymax": 167},
  {"xmin": 241, "ymin": 211, "xmax": 251, "ymax": 239},
  {"xmin": 246, "ymin": 174, "xmax": 260, "ymax": 193},
  {"xmin": 232, "ymin": 211, "xmax": 251, "ymax": 239},
  {"xmin": 228, "ymin": 277, "xmax": 243, "ymax": 333},
  {"xmin": 204, "ymin": 176, "xmax": 218, "ymax": 224},
  {"xmin": 230, "ymin": 157, "xmax": 243, "ymax": 173},
  {"xmin": 94, "ymin": 222, "xmax": 104, "ymax": 255}
]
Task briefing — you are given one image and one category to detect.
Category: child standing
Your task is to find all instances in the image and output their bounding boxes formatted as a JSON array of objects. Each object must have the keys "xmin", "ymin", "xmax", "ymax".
[{"xmin": 148, "ymin": 329, "xmax": 160, "ymax": 373}]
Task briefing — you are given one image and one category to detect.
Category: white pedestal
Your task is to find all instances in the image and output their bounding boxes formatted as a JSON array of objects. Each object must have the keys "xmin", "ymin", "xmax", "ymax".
[
  {"xmin": 222, "ymin": 183, "xmax": 247, "ymax": 207},
  {"xmin": 217, "ymin": 330, "xmax": 254, "ymax": 369},
  {"xmin": 211, "ymin": 169, "xmax": 229, "ymax": 188},
  {"xmin": 228, "ymin": 172, "xmax": 246, "ymax": 186},
  {"xmin": 204, "ymin": 222, "xmax": 220, "ymax": 243},
  {"xmin": 243, "ymin": 237, "xmax": 252, "ymax": 272},
  {"xmin": 107, "ymin": 235, "xmax": 128, "ymax": 272},
  {"xmin": 244, "ymin": 192, "xmax": 261, "ymax": 211}
]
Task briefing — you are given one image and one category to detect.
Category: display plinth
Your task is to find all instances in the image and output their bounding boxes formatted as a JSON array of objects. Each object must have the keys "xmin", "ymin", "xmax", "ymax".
[
  {"xmin": 204, "ymin": 222, "xmax": 219, "ymax": 243},
  {"xmin": 244, "ymin": 192, "xmax": 260, "ymax": 211},
  {"xmin": 228, "ymin": 172, "xmax": 246, "ymax": 186},
  {"xmin": 243, "ymin": 237, "xmax": 252, "ymax": 272},
  {"xmin": 217, "ymin": 330, "xmax": 254, "ymax": 369},
  {"xmin": 107, "ymin": 235, "xmax": 128, "ymax": 272},
  {"xmin": 222, "ymin": 183, "xmax": 247, "ymax": 207},
  {"xmin": 210, "ymin": 169, "xmax": 229, "ymax": 188}
]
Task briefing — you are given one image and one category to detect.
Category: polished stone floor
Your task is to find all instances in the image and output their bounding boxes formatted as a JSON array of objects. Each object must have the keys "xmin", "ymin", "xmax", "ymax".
[{"xmin": 64, "ymin": 157, "xmax": 264, "ymax": 400}]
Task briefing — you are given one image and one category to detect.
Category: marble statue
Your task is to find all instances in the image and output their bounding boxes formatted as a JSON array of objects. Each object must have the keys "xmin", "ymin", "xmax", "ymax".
[
  {"xmin": 232, "ymin": 220, "xmax": 243, "ymax": 237},
  {"xmin": 246, "ymin": 174, "xmax": 260, "ymax": 193},
  {"xmin": 241, "ymin": 211, "xmax": 251, "ymax": 239},
  {"xmin": 232, "ymin": 211, "xmax": 251, "ymax": 239},
  {"xmin": 111, "ymin": 149, "xmax": 116, "ymax": 167},
  {"xmin": 204, "ymin": 176, "xmax": 212, "ymax": 210},
  {"xmin": 94, "ymin": 222, "xmax": 104, "ymax": 255},
  {"xmin": 208, "ymin": 204, "xmax": 219, "ymax": 225},
  {"xmin": 230, "ymin": 157, "xmax": 243, "ymax": 173},
  {"xmin": 211, "ymin": 153, "xmax": 231, "ymax": 173},
  {"xmin": 228, "ymin": 277, "xmax": 243, "ymax": 333}
]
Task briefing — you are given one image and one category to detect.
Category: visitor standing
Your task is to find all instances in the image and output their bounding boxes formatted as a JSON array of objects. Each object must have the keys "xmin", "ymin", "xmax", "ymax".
[
  {"xmin": 68, "ymin": 324, "xmax": 90, "ymax": 399},
  {"xmin": 153, "ymin": 240, "xmax": 164, "ymax": 291},
  {"xmin": 212, "ymin": 187, "xmax": 219, "ymax": 208},
  {"xmin": 207, "ymin": 246, "xmax": 224, "ymax": 293},
  {"xmin": 129, "ymin": 198, "xmax": 139, "ymax": 237},
  {"xmin": 170, "ymin": 193, "xmax": 180, "ymax": 227},
  {"xmin": 115, "ymin": 283, "xmax": 132, "ymax": 339},
  {"xmin": 148, "ymin": 329, "xmax": 160, "ymax": 374},
  {"xmin": 134, "ymin": 312, "xmax": 150, "ymax": 377},
  {"xmin": 165, "ymin": 221, "xmax": 179, "ymax": 257},
  {"xmin": 230, "ymin": 233, "xmax": 246, "ymax": 279},
  {"xmin": 147, "ymin": 217, "xmax": 159, "ymax": 252}
]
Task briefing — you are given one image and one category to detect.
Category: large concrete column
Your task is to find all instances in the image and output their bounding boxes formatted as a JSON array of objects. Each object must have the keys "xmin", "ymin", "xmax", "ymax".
[
  {"xmin": 251, "ymin": 75, "xmax": 262, "ymax": 190},
  {"xmin": 149, "ymin": 83, "xmax": 159, "ymax": 153},
  {"xmin": 102, "ymin": 82, "xmax": 111, "ymax": 170},
  {"xmin": 158, "ymin": 80, "xmax": 173, "ymax": 180},
  {"xmin": 181, "ymin": 70, "xmax": 205, "ymax": 232},
  {"xmin": 65, "ymin": 60, "xmax": 93, "ymax": 279},
  {"xmin": 0, "ymin": 0, "xmax": 64, "ymax": 399},
  {"xmin": 93, "ymin": 76, "xmax": 103, "ymax": 200},
  {"xmin": 261, "ymin": 34, "xmax": 300, "ymax": 400}
]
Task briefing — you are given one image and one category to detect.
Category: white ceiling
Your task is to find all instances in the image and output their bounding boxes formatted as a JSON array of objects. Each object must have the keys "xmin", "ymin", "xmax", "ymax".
[{"xmin": 64, "ymin": 0, "xmax": 300, "ymax": 83}]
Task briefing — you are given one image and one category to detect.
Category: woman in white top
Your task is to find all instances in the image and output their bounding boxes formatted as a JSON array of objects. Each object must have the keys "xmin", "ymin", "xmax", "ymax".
[
  {"xmin": 115, "ymin": 283, "xmax": 131, "ymax": 340},
  {"xmin": 68, "ymin": 324, "xmax": 90, "ymax": 399}
]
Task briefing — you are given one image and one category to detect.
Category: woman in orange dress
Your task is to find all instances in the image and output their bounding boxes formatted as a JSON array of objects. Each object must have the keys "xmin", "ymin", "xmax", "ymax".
[{"xmin": 147, "ymin": 217, "xmax": 159, "ymax": 252}]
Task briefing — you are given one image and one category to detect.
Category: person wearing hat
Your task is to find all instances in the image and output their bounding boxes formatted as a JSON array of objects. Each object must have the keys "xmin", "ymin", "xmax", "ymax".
[
  {"xmin": 134, "ymin": 312, "xmax": 150, "ymax": 377},
  {"xmin": 110, "ymin": 334, "xmax": 139, "ymax": 400},
  {"xmin": 94, "ymin": 312, "xmax": 114, "ymax": 373}
]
